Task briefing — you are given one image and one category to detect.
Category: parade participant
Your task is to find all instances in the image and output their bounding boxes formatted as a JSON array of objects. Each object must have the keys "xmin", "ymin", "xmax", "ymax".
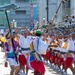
[
  {"xmin": 4, "ymin": 33, "xmax": 20, "ymax": 75},
  {"xmin": 57, "ymin": 36, "xmax": 66, "ymax": 72},
  {"xmin": 58, "ymin": 36, "xmax": 69, "ymax": 74},
  {"xmin": 53, "ymin": 36, "xmax": 61, "ymax": 70},
  {"xmin": 62, "ymin": 34, "xmax": 75, "ymax": 75},
  {"xmin": 15, "ymin": 27, "xmax": 33, "ymax": 75},
  {"xmin": 50, "ymin": 35, "xmax": 57, "ymax": 67},
  {"xmin": 66, "ymin": 33, "xmax": 75, "ymax": 75},
  {"xmin": 29, "ymin": 29, "xmax": 58, "ymax": 75},
  {"xmin": 41, "ymin": 33, "xmax": 50, "ymax": 64},
  {"xmin": 42, "ymin": 34, "xmax": 53, "ymax": 66},
  {"xmin": 72, "ymin": 33, "xmax": 75, "ymax": 74}
]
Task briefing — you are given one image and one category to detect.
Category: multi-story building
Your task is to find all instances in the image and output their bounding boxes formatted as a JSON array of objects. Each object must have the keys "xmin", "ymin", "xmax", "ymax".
[
  {"xmin": 48, "ymin": 0, "xmax": 75, "ymax": 23},
  {"xmin": 0, "ymin": 0, "xmax": 39, "ymax": 28},
  {"xmin": 0, "ymin": 0, "xmax": 75, "ymax": 28},
  {"xmin": 10, "ymin": 0, "xmax": 39, "ymax": 28},
  {"xmin": 0, "ymin": 0, "xmax": 10, "ymax": 28}
]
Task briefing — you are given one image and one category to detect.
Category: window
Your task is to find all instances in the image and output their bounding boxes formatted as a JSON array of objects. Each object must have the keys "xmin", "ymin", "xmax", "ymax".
[
  {"xmin": 15, "ymin": 10, "xmax": 26, "ymax": 14},
  {"xmin": 0, "ymin": 0, "xmax": 10, "ymax": 6},
  {"xmin": 63, "ymin": 0, "xmax": 70, "ymax": 8},
  {"xmin": 15, "ymin": 0, "xmax": 29, "ymax": 2}
]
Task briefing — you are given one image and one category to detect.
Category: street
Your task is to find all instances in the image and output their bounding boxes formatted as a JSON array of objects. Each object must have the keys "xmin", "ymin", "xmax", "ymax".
[{"xmin": 0, "ymin": 47, "xmax": 73, "ymax": 75}]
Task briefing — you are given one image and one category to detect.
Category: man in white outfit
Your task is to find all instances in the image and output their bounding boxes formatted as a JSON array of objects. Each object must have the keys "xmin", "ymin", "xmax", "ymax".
[{"xmin": 15, "ymin": 28, "xmax": 33, "ymax": 75}]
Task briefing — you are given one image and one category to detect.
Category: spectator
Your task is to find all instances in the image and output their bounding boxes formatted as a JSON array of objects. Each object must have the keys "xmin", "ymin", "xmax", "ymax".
[{"xmin": 71, "ymin": 15, "xmax": 75, "ymax": 23}]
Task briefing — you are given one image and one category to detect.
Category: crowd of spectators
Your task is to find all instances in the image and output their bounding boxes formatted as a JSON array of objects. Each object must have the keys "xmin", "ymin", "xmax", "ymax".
[{"xmin": 58, "ymin": 15, "xmax": 75, "ymax": 28}]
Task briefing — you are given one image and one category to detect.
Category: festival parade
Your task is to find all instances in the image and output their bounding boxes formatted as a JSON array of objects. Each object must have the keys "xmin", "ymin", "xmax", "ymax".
[{"xmin": 0, "ymin": 0, "xmax": 75, "ymax": 75}]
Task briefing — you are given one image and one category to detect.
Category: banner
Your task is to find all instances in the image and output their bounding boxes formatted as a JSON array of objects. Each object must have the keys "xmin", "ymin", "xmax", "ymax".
[
  {"xmin": 30, "ymin": 3, "xmax": 37, "ymax": 30},
  {"xmin": 33, "ymin": 5, "xmax": 37, "ymax": 22},
  {"xmin": 30, "ymin": 3, "xmax": 34, "ymax": 30}
]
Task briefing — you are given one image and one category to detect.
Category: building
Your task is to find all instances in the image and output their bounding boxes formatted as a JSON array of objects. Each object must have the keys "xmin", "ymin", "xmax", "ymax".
[
  {"xmin": 10, "ymin": 0, "xmax": 39, "ymax": 29},
  {"xmin": 0, "ymin": 0, "xmax": 10, "ymax": 28},
  {"xmin": 33, "ymin": 0, "xmax": 75, "ymax": 27},
  {"xmin": 0, "ymin": 0, "xmax": 75, "ymax": 28},
  {"xmin": 48, "ymin": 0, "xmax": 75, "ymax": 23},
  {"xmin": 0, "ymin": 0, "xmax": 39, "ymax": 28}
]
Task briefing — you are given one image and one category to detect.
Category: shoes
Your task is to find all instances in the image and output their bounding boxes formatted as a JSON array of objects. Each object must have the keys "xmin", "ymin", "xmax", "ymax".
[
  {"xmin": 18, "ymin": 70, "xmax": 27, "ymax": 75},
  {"xmin": 60, "ymin": 69, "xmax": 63, "ymax": 73},
  {"xmin": 18, "ymin": 70, "xmax": 23, "ymax": 75},
  {"xmin": 45, "ymin": 61, "xmax": 48, "ymax": 65},
  {"xmin": 57, "ymin": 69, "xmax": 61, "ymax": 72},
  {"xmin": 62, "ymin": 71, "xmax": 67, "ymax": 75},
  {"xmin": 21, "ymin": 73, "xmax": 26, "ymax": 75},
  {"xmin": 55, "ymin": 66, "xmax": 59, "ymax": 70},
  {"xmin": 51, "ymin": 65, "xmax": 55, "ymax": 68}
]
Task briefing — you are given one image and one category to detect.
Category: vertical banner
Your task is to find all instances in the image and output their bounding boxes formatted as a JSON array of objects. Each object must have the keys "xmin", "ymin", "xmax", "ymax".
[
  {"xmin": 34, "ymin": 5, "xmax": 37, "ymax": 22},
  {"xmin": 30, "ymin": 3, "xmax": 34, "ymax": 30},
  {"xmin": 34, "ymin": 5, "xmax": 37, "ymax": 29}
]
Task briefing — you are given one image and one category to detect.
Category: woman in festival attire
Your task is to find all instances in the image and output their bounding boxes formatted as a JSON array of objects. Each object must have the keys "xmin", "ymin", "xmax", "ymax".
[
  {"xmin": 63, "ymin": 34, "xmax": 75, "ymax": 75},
  {"xmin": 73, "ymin": 51, "xmax": 75, "ymax": 74},
  {"xmin": 49, "ymin": 36, "xmax": 58, "ymax": 67},
  {"xmin": 15, "ymin": 27, "xmax": 33, "ymax": 75},
  {"xmin": 4, "ymin": 33, "xmax": 20, "ymax": 75},
  {"xmin": 57, "ymin": 36, "xmax": 68, "ymax": 73},
  {"xmin": 29, "ymin": 29, "xmax": 57, "ymax": 75},
  {"xmin": 53, "ymin": 36, "xmax": 61, "ymax": 70},
  {"xmin": 72, "ymin": 33, "xmax": 75, "ymax": 75}
]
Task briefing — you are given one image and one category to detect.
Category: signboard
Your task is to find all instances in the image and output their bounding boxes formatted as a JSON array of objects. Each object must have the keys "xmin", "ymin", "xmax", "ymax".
[
  {"xmin": 30, "ymin": 3, "xmax": 37, "ymax": 30},
  {"xmin": 34, "ymin": 5, "xmax": 37, "ymax": 22},
  {"xmin": 30, "ymin": 3, "xmax": 34, "ymax": 30}
]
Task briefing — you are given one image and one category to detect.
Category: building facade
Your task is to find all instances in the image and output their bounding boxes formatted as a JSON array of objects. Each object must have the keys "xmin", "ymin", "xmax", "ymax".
[
  {"xmin": 48, "ymin": 0, "xmax": 75, "ymax": 23},
  {"xmin": 0, "ymin": 0, "xmax": 10, "ymax": 28},
  {"xmin": 10, "ymin": 0, "xmax": 39, "ymax": 28},
  {"xmin": 0, "ymin": 0, "xmax": 75, "ymax": 28},
  {"xmin": 0, "ymin": 0, "xmax": 39, "ymax": 28}
]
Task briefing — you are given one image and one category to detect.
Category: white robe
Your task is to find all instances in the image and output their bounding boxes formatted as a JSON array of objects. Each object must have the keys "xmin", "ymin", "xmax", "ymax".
[
  {"xmin": 33, "ymin": 36, "xmax": 49, "ymax": 54},
  {"xmin": 18, "ymin": 34, "xmax": 32, "ymax": 48}
]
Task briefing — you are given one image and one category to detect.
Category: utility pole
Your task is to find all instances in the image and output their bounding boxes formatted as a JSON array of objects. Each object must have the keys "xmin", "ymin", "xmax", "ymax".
[{"xmin": 46, "ymin": 0, "xmax": 49, "ymax": 23}]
